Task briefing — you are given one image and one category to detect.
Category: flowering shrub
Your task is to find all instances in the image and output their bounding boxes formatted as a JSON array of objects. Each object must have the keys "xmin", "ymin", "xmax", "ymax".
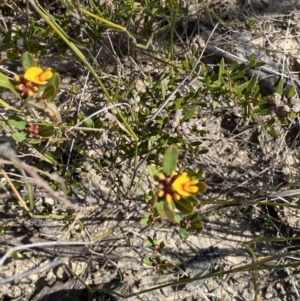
[
  {"xmin": 145, "ymin": 145, "xmax": 207, "ymax": 238},
  {"xmin": 157, "ymin": 171, "xmax": 200, "ymax": 202},
  {"xmin": 0, "ymin": 52, "xmax": 62, "ymax": 143},
  {"xmin": 14, "ymin": 66, "xmax": 53, "ymax": 99}
]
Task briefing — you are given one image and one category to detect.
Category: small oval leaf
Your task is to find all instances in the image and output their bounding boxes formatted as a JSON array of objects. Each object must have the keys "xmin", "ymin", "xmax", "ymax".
[
  {"xmin": 39, "ymin": 125, "xmax": 55, "ymax": 137},
  {"xmin": 163, "ymin": 145, "xmax": 178, "ymax": 176},
  {"xmin": 0, "ymin": 72, "xmax": 22, "ymax": 99},
  {"xmin": 148, "ymin": 165, "xmax": 159, "ymax": 180},
  {"xmin": 22, "ymin": 52, "xmax": 37, "ymax": 71},
  {"xmin": 13, "ymin": 132, "xmax": 27, "ymax": 142},
  {"xmin": 155, "ymin": 200, "xmax": 166, "ymax": 218},
  {"xmin": 47, "ymin": 72, "xmax": 61, "ymax": 99},
  {"xmin": 197, "ymin": 181, "xmax": 208, "ymax": 194},
  {"xmin": 174, "ymin": 199, "xmax": 194, "ymax": 215},
  {"xmin": 42, "ymin": 85, "xmax": 57, "ymax": 102},
  {"xmin": 164, "ymin": 201, "xmax": 175, "ymax": 221},
  {"xmin": 8, "ymin": 115, "xmax": 27, "ymax": 130}
]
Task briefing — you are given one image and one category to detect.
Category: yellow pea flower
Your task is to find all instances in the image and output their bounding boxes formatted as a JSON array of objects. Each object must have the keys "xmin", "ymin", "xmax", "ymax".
[
  {"xmin": 157, "ymin": 171, "xmax": 198, "ymax": 202},
  {"xmin": 24, "ymin": 67, "xmax": 53, "ymax": 85},
  {"xmin": 157, "ymin": 171, "xmax": 179, "ymax": 202},
  {"xmin": 172, "ymin": 172, "xmax": 199, "ymax": 197}
]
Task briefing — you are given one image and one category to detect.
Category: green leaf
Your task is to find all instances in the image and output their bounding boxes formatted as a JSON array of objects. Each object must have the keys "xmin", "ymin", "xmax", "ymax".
[
  {"xmin": 83, "ymin": 117, "xmax": 94, "ymax": 128},
  {"xmin": 190, "ymin": 221, "xmax": 204, "ymax": 231},
  {"xmin": 164, "ymin": 200, "xmax": 175, "ymax": 221},
  {"xmin": 198, "ymin": 149, "xmax": 209, "ymax": 154},
  {"xmin": 161, "ymin": 80, "xmax": 166, "ymax": 100},
  {"xmin": 266, "ymin": 117, "xmax": 276, "ymax": 127},
  {"xmin": 156, "ymin": 269, "xmax": 164, "ymax": 276},
  {"xmin": 212, "ymin": 80, "xmax": 222, "ymax": 88},
  {"xmin": 159, "ymin": 264, "xmax": 168, "ymax": 271},
  {"xmin": 158, "ymin": 241, "xmax": 165, "ymax": 252},
  {"xmin": 267, "ymin": 128, "xmax": 278, "ymax": 138},
  {"xmin": 146, "ymin": 235, "xmax": 155, "ymax": 246},
  {"xmin": 249, "ymin": 53, "xmax": 256, "ymax": 67},
  {"xmin": 0, "ymin": 43, "xmax": 14, "ymax": 52},
  {"xmin": 143, "ymin": 258, "xmax": 154, "ymax": 266},
  {"xmin": 174, "ymin": 98, "xmax": 183, "ymax": 110},
  {"xmin": 174, "ymin": 215, "xmax": 183, "ymax": 224},
  {"xmin": 48, "ymin": 72, "xmax": 61, "ymax": 89},
  {"xmin": 186, "ymin": 211, "xmax": 200, "ymax": 222},
  {"xmin": 39, "ymin": 125, "xmax": 55, "ymax": 137},
  {"xmin": 0, "ymin": 72, "xmax": 22, "ymax": 99},
  {"xmin": 11, "ymin": 250, "xmax": 18, "ymax": 260},
  {"xmin": 236, "ymin": 80, "xmax": 249, "ymax": 93},
  {"xmin": 140, "ymin": 213, "xmax": 152, "ymax": 226},
  {"xmin": 246, "ymin": 19, "xmax": 256, "ymax": 29},
  {"xmin": 8, "ymin": 116, "xmax": 27, "ymax": 130},
  {"xmin": 197, "ymin": 169, "xmax": 205, "ymax": 178},
  {"xmin": 13, "ymin": 132, "xmax": 27, "ymax": 142},
  {"xmin": 289, "ymin": 111, "xmax": 297, "ymax": 119},
  {"xmin": 163, "ymin": 145, "xmax": 178, "ymax": 176},
  {"xmin": 256, "ymin": 104, "xmax": 271, "ymax": 116},
  {"xmin": 287, "ymin": 86, "xmax": 296, "ymax": 99},
  {"xmin": 140, "ymin": 217, "xmax": 150, "ymax": 226},
  {"xmin": 0, "ymin": 99, "xmax": 21, "ymax": 112},
  {"xmin": 197, "ymin": 181, "xmax": 208, "ymax": 194},
  {"xmin": 0, "ymin": 121, "xmax": 13, "ymax": 133},
  {"xmin": 155, "ymin": 200, "xmax": 166, "ymax": 218},
  {"xmin": 218, "ymin": 58, "xmax": 224, "ymax": 82},
  {"xmin": 185, "ymin": 195, "xmax": 199, "ymax": 207},
  {"xmin": 47, "ymin": 73, "xmax": 61, "ymax": 102},
  {"xmin": 148, "ymin": 165, "xmax": 159, "ymax": 180},
  {"xmin": 42, "ymin": 85, "xmax": 57, "ymax": 103},
  {"xmin": 22, "ymin": 52, "xmax": 37, "ymax": 71},
  {"xmin": 229, "ymin": 60, "xmax": 238, "ymax": 71},
  {"xmin": 254, "ymin": 61, "xmax": 266, "ymax": 67},
  {"xmin": 174, "ymin": 199, "xmax": 194, "ymax": 215},
  {"xmin": 246, "ymin": 76, "xmax": 258, "ymax": 92},
  {"xmin": 182, "ymin": 107, "xmax": 196, "ymax": 122},
  {"xmin": 179, "ymin": 228, "xmax": 189, "ymax": 239},
  {"xmin": 28, "ymin": 138, "xmax": 42, "ymax": 144},
  {"xmin": 190, "ymin": 142, "xmax": 202, "ymax": 147},
  {"xmin": 43, "ymin": 152, "xmax": 60, "ymax": 164},
  {"xmin": 275, "ymin": 78, "xmax": 283, "ymax": 95}
]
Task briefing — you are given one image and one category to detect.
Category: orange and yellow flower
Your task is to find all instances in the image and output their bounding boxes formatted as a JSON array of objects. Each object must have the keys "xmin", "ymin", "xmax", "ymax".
[
  {"xmin": 24, "ymin": 67, "xmax": 53, "ymax": 85},
  {"xmin": 172, "ymin": 172, "xmax": 199, "ymax": 196},
  {"xmin": 157, "ymin": 171, "xmax": 199, "ymax": 202},
  {"xmin": 14, "ymin": 67, "xmax": 52, "ymax": 99}
]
